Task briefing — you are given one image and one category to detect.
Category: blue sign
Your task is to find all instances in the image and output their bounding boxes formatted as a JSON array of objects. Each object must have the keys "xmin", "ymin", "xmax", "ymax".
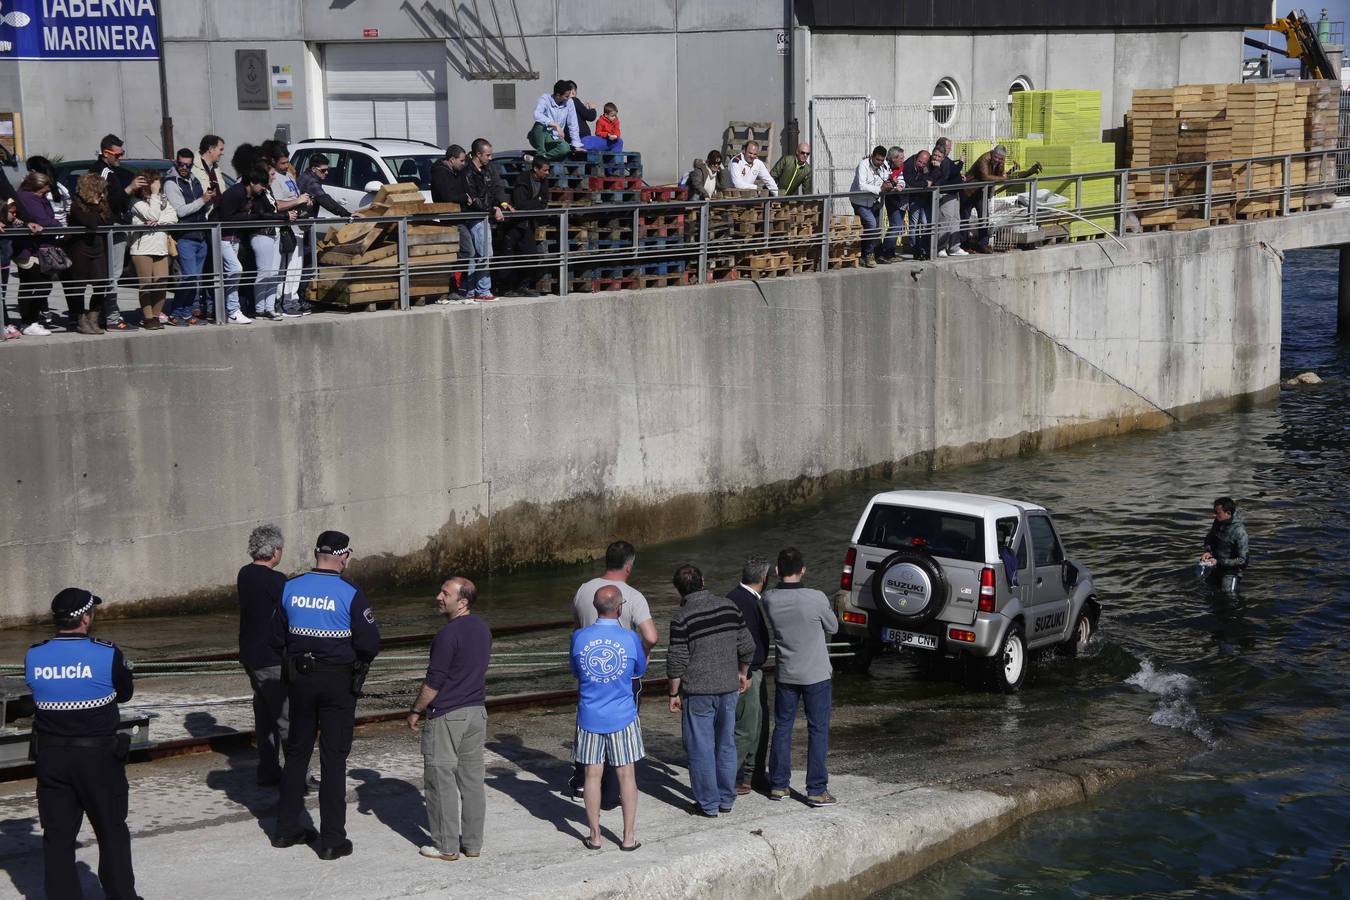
[{"xmin": 0, "ymin": 0, "xmax": 160, "ymax": 61}]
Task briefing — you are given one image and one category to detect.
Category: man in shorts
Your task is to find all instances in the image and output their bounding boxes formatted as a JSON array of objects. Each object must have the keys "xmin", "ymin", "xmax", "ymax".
[{"xmin": 570, "ymin": 585, "xmax": 646, "ymax": 851}]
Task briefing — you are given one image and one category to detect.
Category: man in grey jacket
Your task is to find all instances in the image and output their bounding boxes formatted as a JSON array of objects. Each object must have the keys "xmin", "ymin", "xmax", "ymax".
[
  {"xmin": 667, "ymin": 564, "xmax": 754, "ymax": 817},
  {"xmin": 763, "ymin": 547, "xmax": 839, "ymax": 806}
]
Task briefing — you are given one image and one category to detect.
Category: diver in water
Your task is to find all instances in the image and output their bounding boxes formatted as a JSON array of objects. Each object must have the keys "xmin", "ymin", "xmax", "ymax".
[{"xmin": 1200, "ymin": 496, "xmax": 1248, "ymax": 595}]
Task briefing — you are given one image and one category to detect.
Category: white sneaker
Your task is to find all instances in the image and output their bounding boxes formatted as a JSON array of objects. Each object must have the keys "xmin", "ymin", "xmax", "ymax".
[
  {"xmin": 158, "ymin": 313, "xmax": 169, "ymax": 323},
  {"xmin": 228, "ymin": 311, "xmax": 253, "ymax": 324},
  {"xmin": 949, "ymin": 247, "xmax": 969, "ymax": 256},
  {"xmin": 21, "ymin": 322, "xmax": 52, "ymax": 336},
  {"xmin": 937, "ymin": 249, "xmax": 948, "ymax": 258},
  {"xmin": 419, "ymin": 846, "xmax": 458, "ymax": 861}
]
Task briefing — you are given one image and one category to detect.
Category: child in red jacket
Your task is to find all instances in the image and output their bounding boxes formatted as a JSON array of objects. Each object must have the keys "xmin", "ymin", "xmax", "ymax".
[{"xmin": 582, "ymin": 103, "xmax": 624, "ymax": 152}]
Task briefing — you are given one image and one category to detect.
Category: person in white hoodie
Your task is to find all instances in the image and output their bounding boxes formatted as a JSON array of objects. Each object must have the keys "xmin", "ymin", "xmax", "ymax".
[
  {"xmin": 724, "ymin": 141, "xmax": 779, "ymax": 194},
  {"xmin": 129, "ymin": 170, "xmax": 178, "ymax": 330},
  {"xmin": 849, "ymin": 146, "xmax": 892, "ymax": 267}
]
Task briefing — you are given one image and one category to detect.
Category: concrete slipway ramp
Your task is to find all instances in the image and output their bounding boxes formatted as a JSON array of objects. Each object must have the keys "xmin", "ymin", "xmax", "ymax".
[{"xmin": 0, "ymin": 692, "xmax": 1201, "ymax": 898}]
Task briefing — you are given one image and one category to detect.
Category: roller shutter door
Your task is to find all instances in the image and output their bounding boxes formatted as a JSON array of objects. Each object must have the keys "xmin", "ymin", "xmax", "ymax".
[{"xmin": 322, "ymin": 42, "xmax": 448, "ymax": 146}]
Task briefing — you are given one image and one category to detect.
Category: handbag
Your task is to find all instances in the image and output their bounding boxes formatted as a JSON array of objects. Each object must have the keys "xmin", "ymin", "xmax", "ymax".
[
  {"xmin": 166, "ymin": 236, "xmax": 178, "ymax": 258},
  {"xmin": 36, "ymin": 244, "xmax": 72, "ymax": 274}
]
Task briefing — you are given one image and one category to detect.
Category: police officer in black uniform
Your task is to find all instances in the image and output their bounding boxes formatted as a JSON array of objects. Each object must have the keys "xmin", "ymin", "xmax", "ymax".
[
  {"xmin": 271, "ymin": 530, "xmax": 381, "ymax": 860},
  {"xmin": 24, "ymin": 588, "xmax": 138, "ymax": 899}
]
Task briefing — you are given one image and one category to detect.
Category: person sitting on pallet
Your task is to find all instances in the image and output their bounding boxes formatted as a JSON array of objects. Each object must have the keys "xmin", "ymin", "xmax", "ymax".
[
  {"xmin": 530, "ymin": 80, "xmax": 585, "ymax": 162},
  {"xmin": 582, "ymin": 103, "xmax": 623, "ymax": 153},
  {"xmin": 725, "ymin": 141, "xmax": 779, "ymax": 195}
]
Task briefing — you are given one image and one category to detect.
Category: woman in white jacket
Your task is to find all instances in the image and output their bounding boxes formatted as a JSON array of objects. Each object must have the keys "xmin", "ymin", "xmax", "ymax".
[
  {"xmin": 130, "ymin": 170, "xmax": 178, "ymax": 331},
  {"xmin": 850, "ymin": 146, "xmax": 893, "ymax": 267}
]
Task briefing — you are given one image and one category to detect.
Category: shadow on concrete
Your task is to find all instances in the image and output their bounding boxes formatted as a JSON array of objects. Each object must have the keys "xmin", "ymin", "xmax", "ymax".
[
  {"xmin": 484, "ymin": 733, "xmax": 590, "ymax": 841},
  {"xmin": 191, "ymin": 711, "xmax": 280, "ymax": 837},
  {"xmin": 0, "ymin": 816, "xmax": 101, "ymax": 899},
  {"xmin": 350, "ymin": 768, "xmax": 430, "ymax": 847}
]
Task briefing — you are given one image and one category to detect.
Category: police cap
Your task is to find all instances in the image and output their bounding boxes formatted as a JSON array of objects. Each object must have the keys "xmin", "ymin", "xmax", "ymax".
[
  {"xmin": 52, "ymin": 588, "xmax": 102, "ymax": 618},
  {"xmin": 315, "ymin": 530, "xmax": 352, "ymax": 555}
]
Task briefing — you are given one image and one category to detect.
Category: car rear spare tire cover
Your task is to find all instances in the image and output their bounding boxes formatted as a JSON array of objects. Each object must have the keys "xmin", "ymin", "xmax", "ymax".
[{"xmin": 870, "ymin": 549, "xmax": 948, "ymax": 625}]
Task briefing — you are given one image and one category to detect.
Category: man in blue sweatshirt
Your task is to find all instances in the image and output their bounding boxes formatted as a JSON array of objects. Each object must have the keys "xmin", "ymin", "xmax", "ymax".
[{"xmin": 571, "ymin": 585, "xmax": 646, "ymax": 851}]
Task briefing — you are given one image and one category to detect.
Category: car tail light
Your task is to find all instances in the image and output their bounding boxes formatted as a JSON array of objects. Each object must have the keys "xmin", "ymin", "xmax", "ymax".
[
  {"xmin": 840, "ymin": 547, "xmax": 856, "ymax": 591},
  {"xmin": 842, "ymin": 611, "xmax": 867, "ymax": 625},
  {"xmin": 948, "ymin": 628, "xmax": 976, "ymax": 643},
  {"xmin": 979, "ymin": 567, "xmax": 996, "ymax": 613}
]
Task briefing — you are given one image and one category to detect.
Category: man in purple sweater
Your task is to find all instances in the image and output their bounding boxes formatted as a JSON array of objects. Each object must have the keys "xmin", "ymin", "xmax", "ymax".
[{"xmin": 407, "ymin": 577, "xmax": 493, "ymax": 861}]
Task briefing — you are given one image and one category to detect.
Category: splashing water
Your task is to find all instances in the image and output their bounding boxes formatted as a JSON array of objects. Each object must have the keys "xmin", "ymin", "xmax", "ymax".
[{"xmin": 1126, "ymin": 659, "xmax": 1216, "ymax": 746}]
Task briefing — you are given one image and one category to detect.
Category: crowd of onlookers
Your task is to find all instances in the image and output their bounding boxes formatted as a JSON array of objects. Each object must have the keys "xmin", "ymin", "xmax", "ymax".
[
  {"xmin": 232, "ymin": 532, "xmax": 838, "ymax": 864},
  {"xmin": 0, "ymin": 100, "xmax": 1029, "ymax": 341},
  {"xmin": 0, "ymin": 132, "xmax": 354, "ymax": 338}
]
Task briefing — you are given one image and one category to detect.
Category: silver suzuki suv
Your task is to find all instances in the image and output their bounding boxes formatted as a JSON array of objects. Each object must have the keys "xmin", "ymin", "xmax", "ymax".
[{"xmin": 833, "ymin": 490, "xmax": 1099, "ymax": 691}]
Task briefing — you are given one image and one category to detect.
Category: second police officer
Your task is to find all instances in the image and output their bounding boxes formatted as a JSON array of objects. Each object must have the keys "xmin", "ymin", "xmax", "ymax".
[
  {"xmin": 270, "ymin": 530, "xmax": 381, "ymax": 860},
  {"xmin": 25, "ymin": 588, "xmax": 139, "ymax": 900}
]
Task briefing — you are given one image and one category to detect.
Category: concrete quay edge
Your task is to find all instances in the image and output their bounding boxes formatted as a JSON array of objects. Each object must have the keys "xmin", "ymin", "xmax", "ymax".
[{"xmin": 471, "ymin": 741, "xmax": 1190, "ymax": 900}]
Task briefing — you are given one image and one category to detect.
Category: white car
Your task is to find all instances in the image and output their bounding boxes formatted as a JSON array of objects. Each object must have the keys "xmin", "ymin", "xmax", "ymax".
[
  {"xmin": 290, "ymin": 137, "xmax": 443, "ymax": 214},
  {"xmin": 834, "ymin": 490, "xmax": 1099, "ymax": 691}
]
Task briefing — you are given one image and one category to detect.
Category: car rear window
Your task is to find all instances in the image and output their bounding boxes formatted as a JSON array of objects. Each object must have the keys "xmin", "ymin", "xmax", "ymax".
[{"xmin": 859, "ymin": 504, "xmax": 986, "ymax": 562}]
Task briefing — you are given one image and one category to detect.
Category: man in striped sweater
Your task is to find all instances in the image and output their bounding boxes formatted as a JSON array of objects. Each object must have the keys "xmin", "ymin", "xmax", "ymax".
[{"xmin": 667, "ymin": 564, "xmax": 755, "ymax": 817}]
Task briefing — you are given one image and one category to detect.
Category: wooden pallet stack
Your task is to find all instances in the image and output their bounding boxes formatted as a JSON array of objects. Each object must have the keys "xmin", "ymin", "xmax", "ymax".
[
  {"xmin": 1274, "ymin": 83, "xmax": 1308, "ymax": 210},
  {"xmin": 1227, "ymin": 82, "xmax": 1280, "ymax": 218},
  {"xmin": 1126, "ymin": 88, "xmax": 1180, "ymax": 230},
  {"xmin": 308, "ymin": 183, "xmax": 460, "ymax": 308},
  {"xmin": 1174, "ymin": 101, "xmax": 1233, "ymax": 228},
  {"xmin": 1303, "ymin": 80, "xmax": 1339, "ymax": 208},
  {"xmin": 828, "ymin": 215, "xmax": 862, "ymax": 268}
]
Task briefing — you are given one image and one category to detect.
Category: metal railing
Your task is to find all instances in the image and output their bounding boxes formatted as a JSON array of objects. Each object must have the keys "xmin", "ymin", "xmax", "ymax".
[{"xmin": 3, "ymin": 145, "xmax": 1348, "ymax": 327}]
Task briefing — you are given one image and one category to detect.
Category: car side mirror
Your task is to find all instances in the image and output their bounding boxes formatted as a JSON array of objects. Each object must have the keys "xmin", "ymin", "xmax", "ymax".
[
  {"xmin": 363, "ymin": 180, "xmax": 382, "ymax": 193},
  {"xmin": 1061, "ymin": 560, "xmax": 1079, "ymax": 591}
]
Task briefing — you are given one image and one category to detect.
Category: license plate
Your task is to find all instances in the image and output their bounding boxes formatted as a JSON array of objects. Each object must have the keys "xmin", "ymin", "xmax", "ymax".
[{"xmin": 882, "ymin": 627, "xmax": 938, "ymax": 651}]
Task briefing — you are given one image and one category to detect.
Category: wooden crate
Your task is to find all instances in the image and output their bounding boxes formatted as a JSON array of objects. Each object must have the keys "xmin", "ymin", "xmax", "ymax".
[{"xmin": 311, "ymin": 184, "xmax": 462, "ymax": 306}]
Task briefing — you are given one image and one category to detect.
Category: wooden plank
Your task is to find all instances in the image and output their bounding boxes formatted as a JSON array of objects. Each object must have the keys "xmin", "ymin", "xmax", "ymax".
[
  {"xmin": 322, "ymin": 239, "xmax": 460, "ymax": 266},
  {"xmin": 371, "ymin": 183, "xmax": 424, "ymax": 206}
]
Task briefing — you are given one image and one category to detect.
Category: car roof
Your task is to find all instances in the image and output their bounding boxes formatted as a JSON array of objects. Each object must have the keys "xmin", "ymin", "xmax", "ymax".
[
  {"xmin": 863, "ymin": 490, "xmax": 1045, "ymax": 519},
  {"xmin": 295, "ymin": 138, "xmax": 442, "ymax": 155}
]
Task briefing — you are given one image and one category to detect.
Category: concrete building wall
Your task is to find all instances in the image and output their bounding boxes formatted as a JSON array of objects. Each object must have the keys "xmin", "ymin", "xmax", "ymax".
[
  {"xmin": 5, "ymin": 0, "xmax": 791, "ymax": 183},
  {"xmin": 3, "ymin": 210, "xmax": 1339, "ymax": 624},
  {"xmin": 811, "ymin": 28, "xmax": 1244, "ymax": 133}
]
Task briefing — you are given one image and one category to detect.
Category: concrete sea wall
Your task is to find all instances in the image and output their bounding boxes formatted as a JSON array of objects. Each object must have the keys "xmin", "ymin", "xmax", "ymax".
[{"xmin": 3, "ymin": 213, "xmax": 1345, "ymax": 623}]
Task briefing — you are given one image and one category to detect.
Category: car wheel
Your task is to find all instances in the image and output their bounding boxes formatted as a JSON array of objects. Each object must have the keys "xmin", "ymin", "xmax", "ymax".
[
  {"xmin": 833, "ymin": 638, "xmax": 876, "ymax": 675},
  {"xmin": 990, "ymin": 624, "xmax": 1027, "ymax": 693},
  {"xmin": 1064, "ymin": 609, "xmax": 1094, "ymax": 658}
]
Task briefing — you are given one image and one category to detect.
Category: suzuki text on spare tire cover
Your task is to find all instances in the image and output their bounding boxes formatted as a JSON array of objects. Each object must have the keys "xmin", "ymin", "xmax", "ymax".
[{"xmin": 831, "ymin": 490, "xmax": 1099, "ymax": 691}]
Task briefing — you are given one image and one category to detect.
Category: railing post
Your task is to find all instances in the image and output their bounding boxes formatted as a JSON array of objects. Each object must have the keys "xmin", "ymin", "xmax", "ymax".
[
  {"xmin": 1028, "ymin": 177, "xmax": 1039, "ymax": 228},
  {"xmin": 559, "ymin": 207, "xmax": 570, "ymax": 297},
  {"xmin": 396, "ymin": 217, "xmax": 411, "ymax": 310},
  {"xmin": 211, "ymin": 222, "xmax": 226, "ymax": 324},
  {"xmin": 1074, "ymin": 174, "xmax": 1084, "ymax": 216},
  {"xmin": 820, "ymin": 194, "xmax": 831, "ymax": 270},
  {"xmin": 307, "ymin": 221, "xmax": 319, "ymax": 300},
  {"xmin": 1118, "ymin": 171, "xmax": 1129, "ymax": 236},
  {"xmin": 929, "ymin": 187, "xmax": 938, "ymax": 256},
  {"xmin": 763, "ymin": 197, "xmax": 772, "ymax": 251},
  {"xmin": 698, "ymin": 199, "xmax": 711, "ymax": 283},
  {"xmin": 1203, "ymin": 163, "xmax": 1213, "ymax": 221},
  {"xmin": 1282, "ymin": 154, "xmax": 1292, "ymax": 216}
]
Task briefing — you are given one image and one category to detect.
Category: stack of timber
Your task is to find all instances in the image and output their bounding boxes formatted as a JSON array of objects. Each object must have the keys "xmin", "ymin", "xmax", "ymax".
[
  {"xmin": 1303, "ymin": 80, "xmax": 1339, "ymax": 208},
  {"xmin": 1126, "ymin": 88, "xmax": 1181, "ymax": 229},
  {"xmin": 1175, "ymin": 101, "xmax": 1233, "ymax": 228},
  {"xmin": 1127, "ymin": 81, "xmax": 1336, "ymax": 231},
  {"xmin": 1227, "ymin": 82, "xmax": 1280, "ymax": 218},
  {"xmin": 309, "ymin": 184, "xmax": 460, "ymax": 308}
]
